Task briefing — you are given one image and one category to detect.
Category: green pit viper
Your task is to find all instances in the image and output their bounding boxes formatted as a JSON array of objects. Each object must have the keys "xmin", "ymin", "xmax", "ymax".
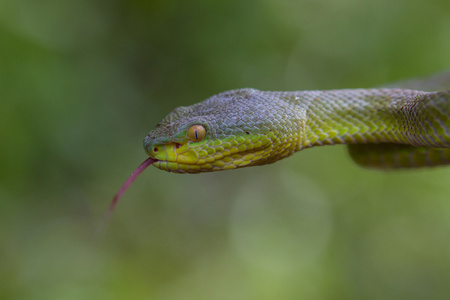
[{"xmin": 109, "ymin": 71, "xmax": 450, "ymax": 212}]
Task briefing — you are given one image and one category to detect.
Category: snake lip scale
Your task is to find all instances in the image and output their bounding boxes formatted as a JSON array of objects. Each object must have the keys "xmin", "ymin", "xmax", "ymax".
[{"xmin": 145, "ymin": 138, "xmax": 271, "ymax": 173}]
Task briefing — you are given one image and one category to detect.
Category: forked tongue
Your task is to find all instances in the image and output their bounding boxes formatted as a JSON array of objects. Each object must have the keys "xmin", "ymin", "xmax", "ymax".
[
  {"xmin": 109, "ymin": 157, "xmax": 156, "ymax": 213},
  {"xmin": 96, "ymin": 157, "xmax": 156, "ymax": 235}
]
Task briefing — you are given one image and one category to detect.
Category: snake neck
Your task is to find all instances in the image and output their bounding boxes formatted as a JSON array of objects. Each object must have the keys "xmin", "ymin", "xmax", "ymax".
[{"xmin": 276, "ymin": 89, "xmax": 450, "ymax": 149}]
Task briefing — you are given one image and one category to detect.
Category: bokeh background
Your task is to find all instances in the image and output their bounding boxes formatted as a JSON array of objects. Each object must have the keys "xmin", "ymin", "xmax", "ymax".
[{"xmin": 1, "ymin": 0, "xmax": 450, "ymax": 299}]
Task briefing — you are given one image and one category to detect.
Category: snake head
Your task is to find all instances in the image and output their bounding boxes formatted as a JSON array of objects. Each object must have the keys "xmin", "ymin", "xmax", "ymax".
[{"xmin": 144, "ymin": 89, "xmax": 305, "ymax": 173}]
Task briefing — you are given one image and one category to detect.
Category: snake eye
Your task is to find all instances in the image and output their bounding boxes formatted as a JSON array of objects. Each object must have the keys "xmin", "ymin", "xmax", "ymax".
[{"xmin": 187, "ymin": 125, "xmax": 206, "ymax": 142}]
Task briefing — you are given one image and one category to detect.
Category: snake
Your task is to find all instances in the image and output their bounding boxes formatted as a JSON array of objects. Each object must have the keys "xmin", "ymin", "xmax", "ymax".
[{"xmin": 109, "ymin": 71, "xmax": 450, "ymax": 211}]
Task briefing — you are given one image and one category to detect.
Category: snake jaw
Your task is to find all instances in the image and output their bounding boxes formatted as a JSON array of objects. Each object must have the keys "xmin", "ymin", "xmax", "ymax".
[{"xmin": 144, "ymin": 137, "xmax": 276, "ymax": 173}]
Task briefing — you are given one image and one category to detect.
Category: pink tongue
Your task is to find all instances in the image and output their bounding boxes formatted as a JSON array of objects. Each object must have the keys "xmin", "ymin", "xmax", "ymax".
[
  {"xmin": 109, "ymin": 157, "xmax": 157, "ymax": 213},
  {"xmin": 96, "ymin": 157, "xmax": 156, "ymax": 235}
]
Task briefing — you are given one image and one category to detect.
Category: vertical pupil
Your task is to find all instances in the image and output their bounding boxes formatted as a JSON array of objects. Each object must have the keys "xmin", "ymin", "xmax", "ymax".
[{"xmin": 195, "ymin": 128, "xmax": 198, "ymax": 140}]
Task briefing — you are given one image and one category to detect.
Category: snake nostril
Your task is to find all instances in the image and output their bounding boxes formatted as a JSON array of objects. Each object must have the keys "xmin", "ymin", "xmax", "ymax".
[
  {"xmin": 153, "ymin": 147, "xmax": 158, "ymax": 153},
  {"xmin": 175, "ymin": 143, "xmax": 182, "ymax": 149}
]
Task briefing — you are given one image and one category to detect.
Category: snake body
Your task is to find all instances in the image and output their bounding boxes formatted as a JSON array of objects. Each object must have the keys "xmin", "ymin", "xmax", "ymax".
[
  {"xmin": 143, "ymin": 72, "xmax": 450, "ymax": 173},
  {"xmin": 107, "ymin": 72, "xmax": 450, "ymax": 211}
]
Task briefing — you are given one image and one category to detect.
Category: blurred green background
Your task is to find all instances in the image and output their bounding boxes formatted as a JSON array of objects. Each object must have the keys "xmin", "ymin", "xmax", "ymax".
[{"xmin": 1, "ymin": 0, "xmax": 450, "ymax": 299}]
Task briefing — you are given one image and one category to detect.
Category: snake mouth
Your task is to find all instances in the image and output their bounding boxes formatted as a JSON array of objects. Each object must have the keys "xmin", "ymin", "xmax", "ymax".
[
  {"xmin": 149, "ymin": 143, "xmax": 271, "ymax": 173},
  {"xmin": 144, "ymin": 130, "xmax": 278, "ymax": 173}
]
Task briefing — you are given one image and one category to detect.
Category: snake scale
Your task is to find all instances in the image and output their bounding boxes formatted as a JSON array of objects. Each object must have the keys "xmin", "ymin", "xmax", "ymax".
[{"xmin": 110, "ymin": 71, "xmax": 450, "ymax": 210}]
